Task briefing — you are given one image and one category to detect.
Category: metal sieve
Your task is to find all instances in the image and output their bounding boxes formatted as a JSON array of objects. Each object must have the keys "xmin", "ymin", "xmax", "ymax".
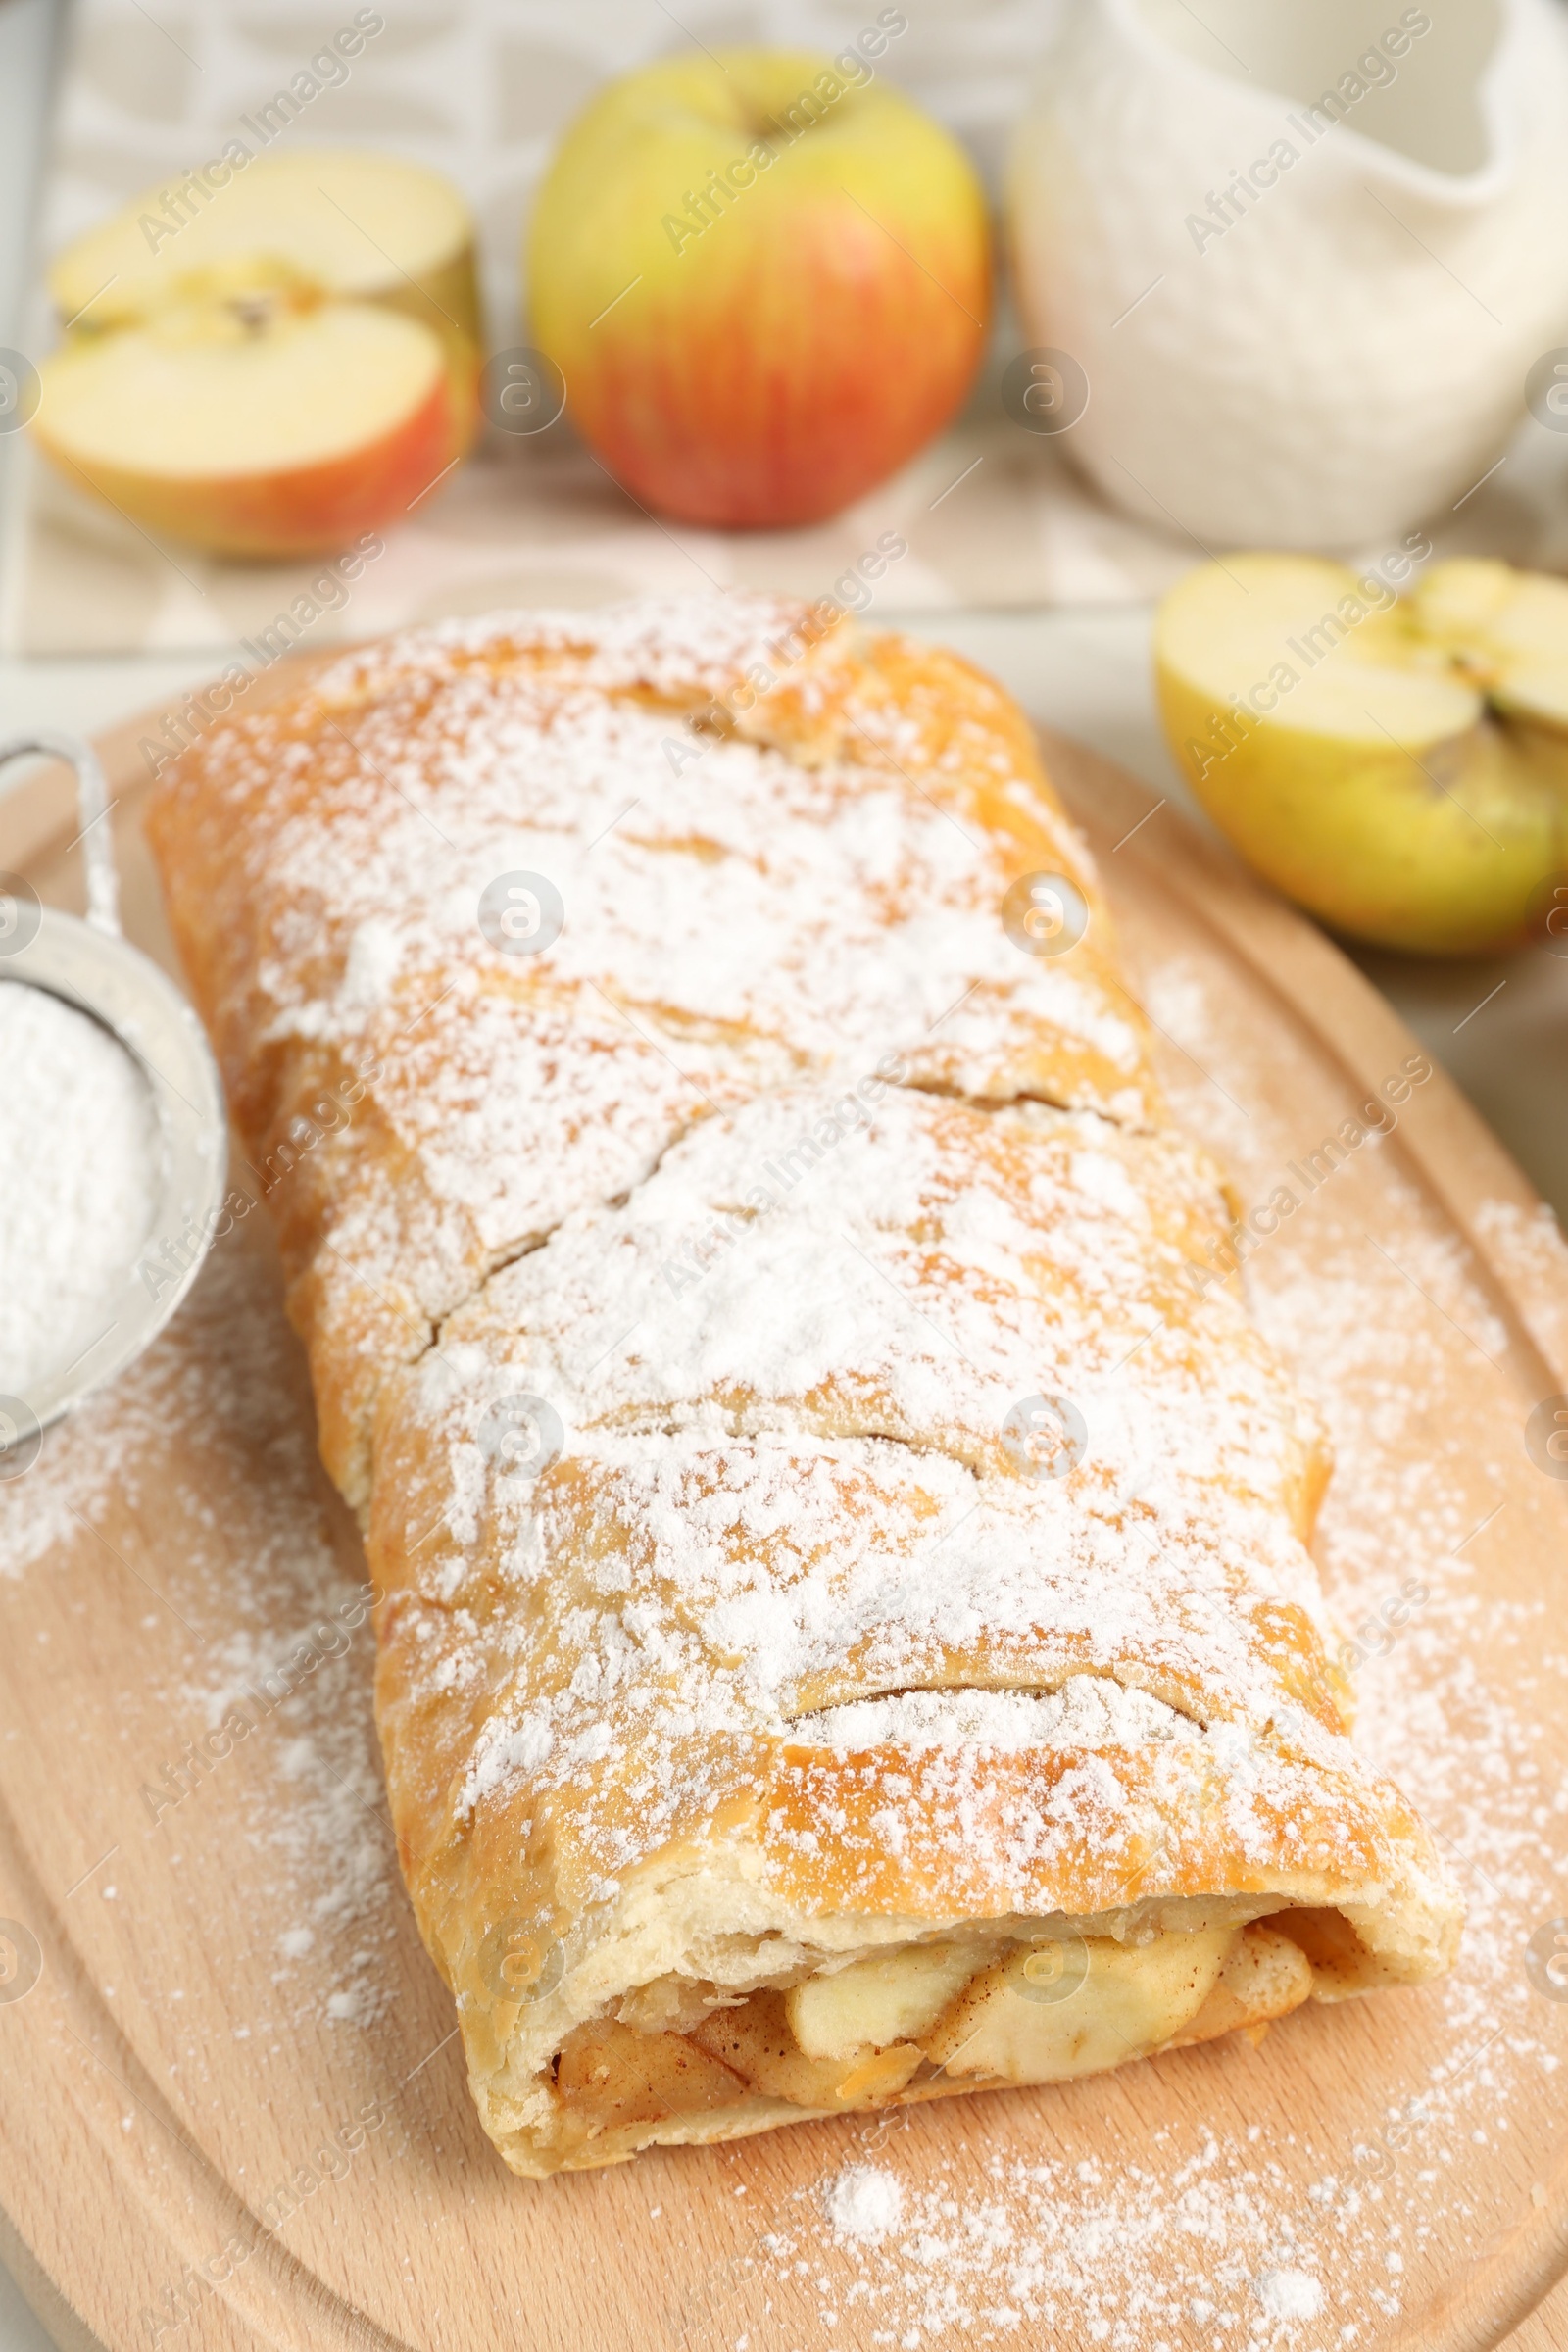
[{"xmin": 0, "ymin": 732, "xmax": 227, "ymax": 1466}]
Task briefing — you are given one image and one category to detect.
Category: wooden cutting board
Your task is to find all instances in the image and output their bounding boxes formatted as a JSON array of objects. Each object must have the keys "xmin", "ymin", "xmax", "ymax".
[{"xmin": 3, "ymin": 673, "xmax": 1568, "ymax": 2352}]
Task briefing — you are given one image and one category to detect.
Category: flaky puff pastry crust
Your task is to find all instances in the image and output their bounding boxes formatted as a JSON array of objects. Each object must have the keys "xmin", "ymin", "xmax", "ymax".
[{"xmin": 148, "ymin": 594, "xmax": 1462, "ymax": 2177}]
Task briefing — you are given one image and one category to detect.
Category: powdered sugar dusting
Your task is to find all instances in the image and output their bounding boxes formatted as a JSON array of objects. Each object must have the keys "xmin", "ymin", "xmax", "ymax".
[
  {"xmin": 1476, "ymin": 1192, "xmax": 1568, "ymax": 1373},
  {"xmin": 1257, "ymin": 2265, "xmax": 1326, "ymax": 2321},
  {"xmin": 202, "ymin": 602, "xmax": 1463, "ymax": 2165},
  {"xmin": 647, "ymin": 948, "xmax": 1568, "ymax": 2347},
  {"xmin": 1, "ymin": 1243, "xmax": 403, "ymax": 2037},
  {"xmin": 87, "ymin": 611, "xmax": 1568, "ymax": 2337},
  {"xmin": 729, "ymin": 2128, "xmax": 1353, "ymax": 2344},
  {"xmin": 824, "ymin": 2162, "xmax": 905, "ymax": 2245},
  {"xmin": 151, "ymin": 593, "xmax": 1152, "ymax": 1490},
  {"xmin": 387, "ymin": 1071, "xmax": 1411, "ymax": 1937},
  {"xmin": 796, "ymin": 1677, "xmax": 1201, "ymax": 1756}
]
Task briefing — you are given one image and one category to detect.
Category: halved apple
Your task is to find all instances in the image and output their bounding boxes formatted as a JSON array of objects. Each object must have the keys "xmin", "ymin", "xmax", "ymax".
[
  {"xmin": 36, "ymin": 279, "xmax": 452, "ymax": 556},
  {"xmin": 49, "ymin": 150, "xmax": 479, "ymax": 347},
  {"xmin": 36, "ymin": 151, "xmax": 480, "ymax": 556},
  {"xmin": 1155, "ymin": 554, "xmax": 1568, "ymax": 956}
]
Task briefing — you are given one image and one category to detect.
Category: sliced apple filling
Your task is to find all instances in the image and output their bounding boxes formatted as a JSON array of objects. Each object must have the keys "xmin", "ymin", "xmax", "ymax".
[{"xmin": 550, "ymin": 1917, "xmax": 1315, "ymax": 2132}]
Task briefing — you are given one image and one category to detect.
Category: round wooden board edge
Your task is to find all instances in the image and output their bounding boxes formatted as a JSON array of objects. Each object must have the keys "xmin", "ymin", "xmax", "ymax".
[
  {"xmin": 0, "ymin": 665, "xmax": 1564, "ymax": 2352},
  {"xmin": 1038, "ymin": 721, "xmax": 1568, "ymax": 1411}
]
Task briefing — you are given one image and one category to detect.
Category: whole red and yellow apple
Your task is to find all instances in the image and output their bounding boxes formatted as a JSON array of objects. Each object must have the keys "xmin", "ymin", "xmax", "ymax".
[
  {"xmin": 36, "ymin": 151, "xmax": 480, "ymax": 558},
  {"xmin": 527, "ymin": 43, "xmax": 991, "ymax": 528}
]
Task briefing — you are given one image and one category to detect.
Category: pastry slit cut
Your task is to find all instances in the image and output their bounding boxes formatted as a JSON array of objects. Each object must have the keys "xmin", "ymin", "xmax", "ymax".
[{"xmin": 780, "ymin": 1672, "xmax": 1214, "ymax": 1740}]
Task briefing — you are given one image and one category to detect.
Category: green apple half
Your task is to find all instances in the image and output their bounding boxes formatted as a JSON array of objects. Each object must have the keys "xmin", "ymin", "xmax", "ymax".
[{"xmin": 1155, "ymin": 554, "xmax": 1568, "ymax": 956}]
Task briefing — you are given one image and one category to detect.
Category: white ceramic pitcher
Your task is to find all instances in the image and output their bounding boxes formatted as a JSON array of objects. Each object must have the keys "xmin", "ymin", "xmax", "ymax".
[{"xmin": 1007, "ymin": 0, "xmax": 1568, "ymax": 550}]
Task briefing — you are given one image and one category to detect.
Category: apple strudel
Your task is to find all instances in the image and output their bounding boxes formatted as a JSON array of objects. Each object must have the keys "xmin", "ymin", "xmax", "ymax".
[{"xmin": 148, "ymin": 592, "xmax": 1462, "ymax": 2176}]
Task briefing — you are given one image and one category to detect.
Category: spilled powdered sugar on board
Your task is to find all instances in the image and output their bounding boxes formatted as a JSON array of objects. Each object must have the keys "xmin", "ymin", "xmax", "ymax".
[{"xmin": 1, "ymin": 1246, "xmax": 404, "ymax": 2038}]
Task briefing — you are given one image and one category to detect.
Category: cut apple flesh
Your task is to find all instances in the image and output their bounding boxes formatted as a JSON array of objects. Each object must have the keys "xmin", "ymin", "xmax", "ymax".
[
  {"xmin": 551, "ymin": 1915, "xmax": 1323, "ymax": 2134},
  {"xmin": 50, "ymin": 149, "xmax": 478, "ymax": 337},
  {"xmin": 40, "ymin": 299, "xmax": 443, "ymax": 477},
  {"xmin": 35, "ymin": 300, "xmax": 450, "ymax": 556},
  {"xmin": 1155, "ymin": 552, "xmax": 1568, "ymax": 955},
  {"xmin": 1155, "ymin": 554, "xmax": 1482, "ymax": 747},
  {"xmin": 1411, "ymin": 560, "xmax": 1568, "ymax": 734},
  {"xmin": 1171, "ymin": 1921, "xmax": 1313, "ymax": 2044},
  {"xmin": 555, "ymin": 2017, "xmax": 747, "ymax": 2130},
  {"xmin": 689, "ymin": 1990, "xmax": 925, "ymax": 2109},
  {"xmin": 921, "ymin": 1925, "xmax": 1234, "ymax": 2082},
  {"xmin": 38, "ymin": 148, "xmax": 480, "ymax": 554},
  {"xmin": 785, "ymin": 1936, "xmax": 991, "ymax": 2059}
]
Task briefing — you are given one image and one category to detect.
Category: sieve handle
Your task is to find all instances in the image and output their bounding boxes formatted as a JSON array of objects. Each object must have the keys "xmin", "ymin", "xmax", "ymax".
[{"xmin": 0, "ymin": 732, "xmax": 120, "ymax": 937}]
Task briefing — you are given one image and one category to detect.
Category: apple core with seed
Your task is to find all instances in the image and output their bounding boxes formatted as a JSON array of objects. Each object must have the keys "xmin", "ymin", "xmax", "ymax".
[{"xmin": 1156, "ymin": 553, "xmax": 1568, "ymax": 956}]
